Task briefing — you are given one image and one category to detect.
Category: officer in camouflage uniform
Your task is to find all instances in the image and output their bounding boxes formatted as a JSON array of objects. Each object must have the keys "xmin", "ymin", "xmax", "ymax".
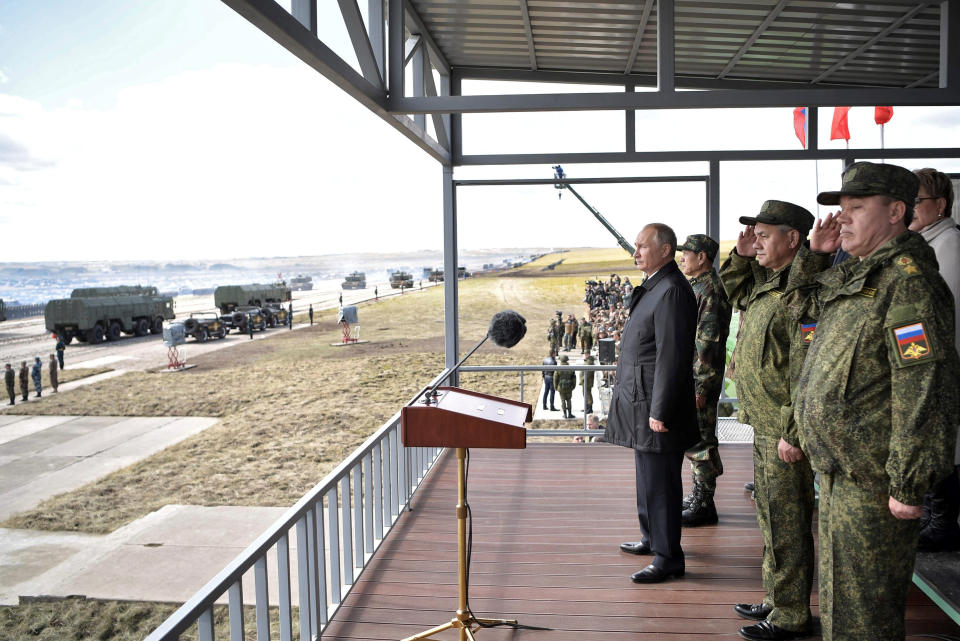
[
  {"xmin": 579, "ymin": 354, "xmax": 595, "ymax": 414},
  {"xmin": 579, "ymin": 318, "xmax": 593, "ymax": 354},
  {"xmin": 676, "ymin": 234, "xmax": 732, "ymax": 527},
  {"xmin": 547, "ymin": 318, "xmax": 560, "ymax": 353},
  {"xmin": 720, "ymin": 201, "xmax": 828, "ymax": 641},
  {"xmin": 795, "ymin": 162, "xmax": 960, "ymax": 641},
  {"xmin": 554, "ymin": 354, "xmax": 577, "ymax": 418}
]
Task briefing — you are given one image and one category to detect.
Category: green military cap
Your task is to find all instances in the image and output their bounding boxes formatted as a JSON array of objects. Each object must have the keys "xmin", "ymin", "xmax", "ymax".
[
  {"xmin": 677, "ymin": 234, "xmax": 720, "ymax": 260},
  {"xmin": 739, "ymin": 200, "xmax": 814, "ymax": 235},
  {"xmin": 584, "ymin": 355, "xmax": 595, "ymax": 363},
  {"xmin": 558, "ymin": 354, "xmax": 569, "ymax": 363},
  {"xmin": 817, "ymin": 161, "xmax": 919, "ymax": 206}
]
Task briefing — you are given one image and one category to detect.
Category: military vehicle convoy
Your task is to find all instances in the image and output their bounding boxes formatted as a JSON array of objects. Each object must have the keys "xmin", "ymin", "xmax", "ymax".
[
  {"xmin": 45, "ymin": 293, "xmax": 175, "ymax": 344},
  {"xmin": 214, "ymin": 284, "xmax": 291, "ymax": 313},
  {"xmin": 389, "ymin": 271, "xmax": 414, "ymax": 289},
  {"xmin": 342, "ymin": 271, "xmax": 366, "ymax": 289}
]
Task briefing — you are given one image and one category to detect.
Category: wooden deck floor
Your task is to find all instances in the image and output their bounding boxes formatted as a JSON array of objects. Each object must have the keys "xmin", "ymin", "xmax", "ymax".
[{"xmin": 324, "ymin": 443, "xmax": 960, "ymax": 640}]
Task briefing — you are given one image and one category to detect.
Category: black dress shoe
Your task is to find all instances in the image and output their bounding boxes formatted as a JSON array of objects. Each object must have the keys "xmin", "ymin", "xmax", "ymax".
[
  {"xmin": 734, "ymin": 603, "xmax": 773, "ymax": 621},
  {"xmin": 739, "ymin": 620, "xmax": 809, "ymax": 641},
  {"xmin": 744, "ymin": 481, "xmax": 755, "ymax": 492},
  {"xmin": 630, "ymin": 564, "xmax": 684, "ymax": 584},
  {"xmin": 619, "ymin": 541, "xmax": 651, "ymax": 555}
]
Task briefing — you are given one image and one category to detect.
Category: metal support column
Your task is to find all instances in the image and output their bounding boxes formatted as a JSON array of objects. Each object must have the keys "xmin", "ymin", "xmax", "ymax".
[
  {"xmin": 707, "ymin": 160, "xmax": 720, "ymax": 242},
  {"xmin": 443, "ymin": 165, "xmax": 460, "ymax": 384},
  {"xmin": 388, "ymin": 0, "xmax": 404, "ymax": 98},
  {"xmin": 943, "ymin": 1, "xmax": 960, "ymax": 90},
  {"xmin": 657, "ymin": 0, "xmax": 675, "ymax": 93},
  {"xmin": 625, "ymin": 81, "xmax": 636, "ymax": 153}
]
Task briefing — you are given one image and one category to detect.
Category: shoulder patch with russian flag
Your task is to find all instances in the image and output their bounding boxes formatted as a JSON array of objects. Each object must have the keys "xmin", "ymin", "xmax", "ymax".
[
  {"xmin": 800, "ymin": 322, "xmax": 816, "ymax": 345},
  {"xmin": 892, "ymin": 321, "xmax": 934, "ymax": 365}
]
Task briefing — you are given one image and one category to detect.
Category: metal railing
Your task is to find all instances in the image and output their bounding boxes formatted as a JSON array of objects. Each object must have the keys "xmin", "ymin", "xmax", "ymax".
[{"xmin": 144, "ymin": 373, "xmax": 449, "ymax": 641}]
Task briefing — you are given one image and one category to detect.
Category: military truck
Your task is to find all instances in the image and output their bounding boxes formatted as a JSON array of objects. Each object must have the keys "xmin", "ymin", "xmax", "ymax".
[
  {"xmin": 182, "ymin": 313, "xmax": 228, "ymax": 342},
  {"xmin": 71, "ymin": 285, "xmax": 159, "ymax": 298},
  {"xmin": 214, "ymin": 284, "xmax": 291, "ymax": 314},
  {"xmin": 45, "ymin": 294, "xmax": 175, "ymax": 344},
  {"xmin": 261, "ymin": 304, "xmax": 289, "ymax": 328},
  {"xmin": 237, "ymin": 306, "xmax": 267, "ymax": 332},
  {"xmin": 342, "ymin": 271, "xmax": 366, "ymax": 289},
  {"xmin": 389, "ymin": 271, "xmax": 414, "ymax": 289}
]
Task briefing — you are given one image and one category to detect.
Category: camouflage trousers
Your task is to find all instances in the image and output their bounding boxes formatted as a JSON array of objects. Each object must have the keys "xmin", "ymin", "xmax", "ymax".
[
  {"xmin": 753, "ymin": 433, "xmax": 815, "ymax": 632},
  {"xmin": 684, "ymin": 399, "xmax": 723, "ymax": 493},
  {"xmin": 558, "ymin": 391, "xmax": 572, "ymax": 415},
  {"xmin": 581, "ymin": 337, "xmax": 593, "ymax": 354},
  {"xmin": 818, "ymin": 471, "xmax": 920, "ymax": 641}
]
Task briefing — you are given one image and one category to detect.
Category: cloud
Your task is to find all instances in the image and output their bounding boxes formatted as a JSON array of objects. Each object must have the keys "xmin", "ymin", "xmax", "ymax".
[
  {"xmin": 0, "ymin": 133, "xmax": 54, "ymax": 171},
  {"xmin": 0, "ymin": 70, "xmax": 8, "ymax": 85}
]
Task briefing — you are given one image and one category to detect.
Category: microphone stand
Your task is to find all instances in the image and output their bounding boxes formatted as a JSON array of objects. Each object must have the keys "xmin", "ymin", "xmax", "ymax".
[{"xmin": 416, "ymin": 334, "xmax": 490, "ymax": 405}]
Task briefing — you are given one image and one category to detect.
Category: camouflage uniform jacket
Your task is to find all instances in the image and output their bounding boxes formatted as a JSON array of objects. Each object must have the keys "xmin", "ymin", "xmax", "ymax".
[
  {"xmin": 795, "ymin": 232, "xmax": 960, "ymax": 505},
  {"xmin": 720, "ymin": 245, "xmax": 828, "ymax": 445},
  {"xmin": 689, "ymin": 269, "xmax": 732, "ymax": 401},
  {"xmin": 554, "ymin": 368, "xmax": 576, "ymax": 394}
]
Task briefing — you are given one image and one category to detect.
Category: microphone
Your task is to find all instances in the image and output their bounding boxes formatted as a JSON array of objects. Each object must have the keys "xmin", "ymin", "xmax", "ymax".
[{"xmin": 417, "ymin": 310, "xmax": 527, "ymax": 404}]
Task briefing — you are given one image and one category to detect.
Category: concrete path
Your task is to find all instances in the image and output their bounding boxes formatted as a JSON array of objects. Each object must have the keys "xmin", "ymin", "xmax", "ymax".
[
  {"xmin": 532, "ymin": 347, "xmax": 604, "ymax": 424},
  {"xmin": 0, "ymin": 415, "xmax": 217, "ymax": 522}
]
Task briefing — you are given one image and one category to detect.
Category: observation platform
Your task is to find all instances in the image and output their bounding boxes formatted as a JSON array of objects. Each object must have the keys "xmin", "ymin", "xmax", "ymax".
[{"xmin": 323, "ymin": 443, "xmax": 959, "ymax": 640}]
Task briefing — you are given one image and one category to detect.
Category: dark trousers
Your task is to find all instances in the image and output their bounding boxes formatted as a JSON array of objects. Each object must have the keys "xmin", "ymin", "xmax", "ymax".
[
  {"xmin": 635, "ymin": 449, "xmax": 685, "ymax": 572},
  {"xmin": 542, "ymin": 379, "xmax": 555, "ymax": 409},
  {"xmin": 56, "ymin": 351, "xmax": 64, "ymax": 369}
]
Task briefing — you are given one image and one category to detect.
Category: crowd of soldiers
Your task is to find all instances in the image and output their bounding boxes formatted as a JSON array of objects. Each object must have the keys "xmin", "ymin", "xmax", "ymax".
[{"xmin": 4, "ymin": 354, "xmax": 59, "ymax": 405}]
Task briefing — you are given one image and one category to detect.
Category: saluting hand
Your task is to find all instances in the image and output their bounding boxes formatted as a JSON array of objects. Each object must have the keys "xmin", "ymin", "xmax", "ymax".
[
  {"xmin": 649, "ymin": 417, "xmax": 668, "ymax": 433},
  {"xmin": 736, "ymin": 226, "xmax": 757, "ymax": 257},
  {"xmin": 810, "ymin": 211, "xmax": 842, "ymax": 253},
  {"xmin": 889, "ymin": 496, "xmax": 923, "ymax": 520}
]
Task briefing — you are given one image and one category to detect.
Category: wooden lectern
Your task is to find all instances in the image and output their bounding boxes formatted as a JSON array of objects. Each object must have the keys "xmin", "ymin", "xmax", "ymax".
[{"xmin": 401, "ymin": 387, "xmax": 532, "ymax": 641}]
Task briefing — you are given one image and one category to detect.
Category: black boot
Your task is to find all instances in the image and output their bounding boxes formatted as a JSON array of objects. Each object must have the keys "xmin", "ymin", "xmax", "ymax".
[
  {"xmin": 918, "ymin": 471, "xmax": 960, "ymax": 552},
  {"xmin": 681, "ymin": 476, "xmax": 699, "ymax": 511},
  {"xmin": 682, "ymin": 483, "xmax": 718, "ymax": 527}
]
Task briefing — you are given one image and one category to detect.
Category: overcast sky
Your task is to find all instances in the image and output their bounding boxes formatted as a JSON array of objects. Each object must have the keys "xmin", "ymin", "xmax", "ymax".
[{"xmin": 2, "ymin": 1, "xmax": 959, "ymax": 262}]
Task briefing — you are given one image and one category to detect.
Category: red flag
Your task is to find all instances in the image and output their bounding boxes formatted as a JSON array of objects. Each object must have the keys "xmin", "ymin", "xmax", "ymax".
[
  {"xmin": 830, "ymin": 106, "xmax": 851, "ymax": 141},
  {"xmin": 875, "ymin": 106, "xmax": 894, "ymax": 125},
  {"xmin": 793, "ymin": 107, "xmax": 807, "ymax": 148}
]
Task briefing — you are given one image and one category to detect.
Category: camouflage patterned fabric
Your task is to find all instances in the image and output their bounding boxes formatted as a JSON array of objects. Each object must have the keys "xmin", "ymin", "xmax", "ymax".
[
  {"xmin": 795, "ymin": 231, "xmax": 960, "ymax": 641},
  {"xmin": 719, "ymin": 243, "xmax": 829, "ymax": 632},
  {"xmin": 684, "ymin": 268, "xmax": 732, "ymax": 492},
  {"xmin": 547, "ymin": 319, "xmax": 560, "ymax": 351},
  {"xmin": 579, "ymin": 321, "xmax": 593, "ymax": 354},
  {"xmin": 578, "ymin": 355, "xmax": 595, "ymax": 412},
  {"xmin": 679, "ymin": 233, "xmax": 720, "ymax": 259}
]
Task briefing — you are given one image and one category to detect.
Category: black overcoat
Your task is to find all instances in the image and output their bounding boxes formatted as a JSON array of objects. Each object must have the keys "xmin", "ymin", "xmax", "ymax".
[{"xmin": 604, "ymin": 260, "xmax": 699, "ymax": 453}]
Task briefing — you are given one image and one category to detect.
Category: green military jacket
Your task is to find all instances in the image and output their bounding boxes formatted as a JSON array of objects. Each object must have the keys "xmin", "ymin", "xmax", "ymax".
[
  {"xmin": 720, "ymin": 245, "xmax": 828, "ymax": 445},
  {"xmin": 795, "ymin": 232, "xmax": 960, "ymax": 505},
  {"xmin": 689, "ymin": 269, "xmax": 732, "ymax": 401},
  {"xmin": 555, "ymin": 369, "xmax": 576, "ymax": 394}
]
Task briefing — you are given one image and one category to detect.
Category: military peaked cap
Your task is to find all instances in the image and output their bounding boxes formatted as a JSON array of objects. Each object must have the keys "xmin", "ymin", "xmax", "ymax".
[
  {"xmin": 678, "ymin": 234, "xmax": 720, "ymax": 260},
  {"xmin": 739, "ymin": 200, "xmax": 814, "ymax": 235},
  {"xmin": 817, "ymin": 161, "xmax": 919, "ymax": 207},
  {"xmin": 558, "ymin": 354, "xmax": 569, "ymax": 363}
]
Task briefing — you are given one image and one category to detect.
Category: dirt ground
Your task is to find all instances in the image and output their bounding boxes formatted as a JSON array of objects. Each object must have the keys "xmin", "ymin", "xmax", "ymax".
[{"xmin": 1, "ymin": 259, "xmax": 600, "ymax": 534}]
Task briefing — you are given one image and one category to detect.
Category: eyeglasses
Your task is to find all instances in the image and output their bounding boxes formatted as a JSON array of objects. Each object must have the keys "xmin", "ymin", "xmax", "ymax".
[{"xmin": 915, "ymin": 196, "xmax": 940, "ymax": 205}]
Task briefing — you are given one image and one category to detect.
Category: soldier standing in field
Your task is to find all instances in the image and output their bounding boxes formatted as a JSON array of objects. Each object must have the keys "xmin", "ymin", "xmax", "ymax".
[
  {"xmin": 554, "ymin": 354, "xmax": 576, "ymax": 418},
  {"xmin": 547, "ymin": 318, "xmax": 560, "ymax": 353},
  {"xmin": 5, "ymin": 363, "xmax": 15, "ymax": 405},
  {"xmin": 795, "ymin": 162, "xmax": 960, "ymax": 641},
  {"xmin": 676, "ymin": 234, "xmax": 732, "ymax": 527},
  {"xmin": 48, "ymin": 354, "xmax": 59, "ymax": 393},
  {"xmin": 18, "ymin": 361, "xmax": 29, "ymax": 401},
  {"xmin": 579, "ymin": 317, "xmax": 593, "ymax": 355},
  {"xmin": 308, "ymin": 304, "xmax": 314, "ymax": 326},
  {"xmin": 55, "ymin": 334, "xmax": 66, "ymax": 369},
  {"xmin": 30, "ymin": 357, "xmax": 42, "ymax": 398},
  {"xmin": 720, "ymin": 201, "xmax": 827, "ymax": 641},
  {"xmin": 288, "ymin": 302, "xmax": 294, "ymax": 329},
  {"xmin": 563, "ymin": 314, "xmax": 576, "ymax": 351},
  {"xmin": 579, "ymin": 354, "xmax": 595, "ymax": 415}
]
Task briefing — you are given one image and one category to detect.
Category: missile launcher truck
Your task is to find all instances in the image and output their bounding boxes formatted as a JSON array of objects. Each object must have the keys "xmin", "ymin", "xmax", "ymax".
[
  {"xmin": 214, "ymin": 284, "xmax": 292, "ymax": 314},
  {"xmin": 44, "ymin": 294, "xmax": 175, "ymax": 344},
  {"xmin": 71, "ymin": 285, "xmax": 159, "ymax": 298}
]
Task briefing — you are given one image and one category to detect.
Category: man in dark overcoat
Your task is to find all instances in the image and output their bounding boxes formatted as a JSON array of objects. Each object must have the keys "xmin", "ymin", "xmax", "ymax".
[{"xmin": 605, "ymin": 223, "xmax": 698, "ymax": 583}]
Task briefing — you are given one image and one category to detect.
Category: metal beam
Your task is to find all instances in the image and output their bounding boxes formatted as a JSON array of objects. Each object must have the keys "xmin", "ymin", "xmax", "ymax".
[
  {"xmin": 625, "ymin": 81, "xmax": 635, "ymax": 154},
  {"xmin": 389, "ymin": 86, "xmax": 956, "ymax": 114},
  {"xmin": 403, "ymin": 0, "xmax": 450, "ymax": 75},
  {"xmin": 717, "ymin": 0, "xmax": 789, "ymax": 79},
  {"xmin": 624, "ymin": 0, "xmax": 655, "ymax": 75},
  {"xmin": 369, "ymin": 0, "xmax": 385, "ymax": 79},
  {"xmin": 906, "ymin": 70, "xmax": 939, "ymax": 89},
  {"xmin": 519, "ymin": 0, "xmax": 537, "ymax": 71},
  {"xmin": 944, "ymin": 0, "xmax": 960, "ymax": 90},
  {"xmin": 338, "ymin": 0, "xmax": 383, "ymax": 87},
  {"xmin": 442, "ymin": 166, "xmax": 459, "ymax": 380},
  {"xmin": 388, "ymin": 0, "xmax": 403, "ymax": 97},
  {"xmin": 457, "ymin": 147, "xmax": 960, "ymax": 166},
  {"xmin": 455, "ymin": 176, "xmax": 707, "ymax": 187},
  {"xmin": 290, "ymin": 0, "xmax": 316, "ymax": 34},
  {"xmin": 413, "ymin": 44, "xmax": 425, "ymax": 129},
  {"xmin": 657, "ymin": 0, "xmax": 675, "ymax": 92},
  {"xmin": 422, "ymin": 57, "xmax": 450, "ymax": 150},
  {"xmin": 811, "ymin": 3, "xmax": 930, "ymax": 84},
  {"xmin": 404, "ymin": 35, "xmax": 421, "ymax": 66},
  {"xmin": 708, "ymin": 160, "xmax": 720, "ymax": 246},
  {"xmin": 808, "ymin": 106, "xmax": 818, "ymax": 152}
]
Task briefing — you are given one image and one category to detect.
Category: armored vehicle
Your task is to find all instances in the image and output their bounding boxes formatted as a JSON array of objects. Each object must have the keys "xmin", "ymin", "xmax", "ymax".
[
  {"xmin": 289, "ymin": 274, "xmax": 313, "ymax": 291},
  {"xmin": 342, "ymin": 271, "xmax": 366, "ymax": 289},
  {"xmin": 214, "ymin": 284, "xmax": 291, "ymax": 314},
  {"xmin": 44, "ymin": 294, "xmax": 175, "ymax": 344},
  {"xmin": 182, "ymin": 313, "xmax": 228, "ymax": 342},
  {"xmin": 389, "ymin": 271, "xmax": 414, "ymax": 289},
  {"xmin": 237, "ymin": 306, "xmax": 268, "ymax": 332},
  {"xmin": 261, "ymin": 304, "xmax": 289, "ymax": 328},
  {"xmin": 428, "ymin": 269, "xmax": 444, "ymax": 283},
  {"xmin": 71, "ymin": 285, "xmax": 159, "ymax": 298}
]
